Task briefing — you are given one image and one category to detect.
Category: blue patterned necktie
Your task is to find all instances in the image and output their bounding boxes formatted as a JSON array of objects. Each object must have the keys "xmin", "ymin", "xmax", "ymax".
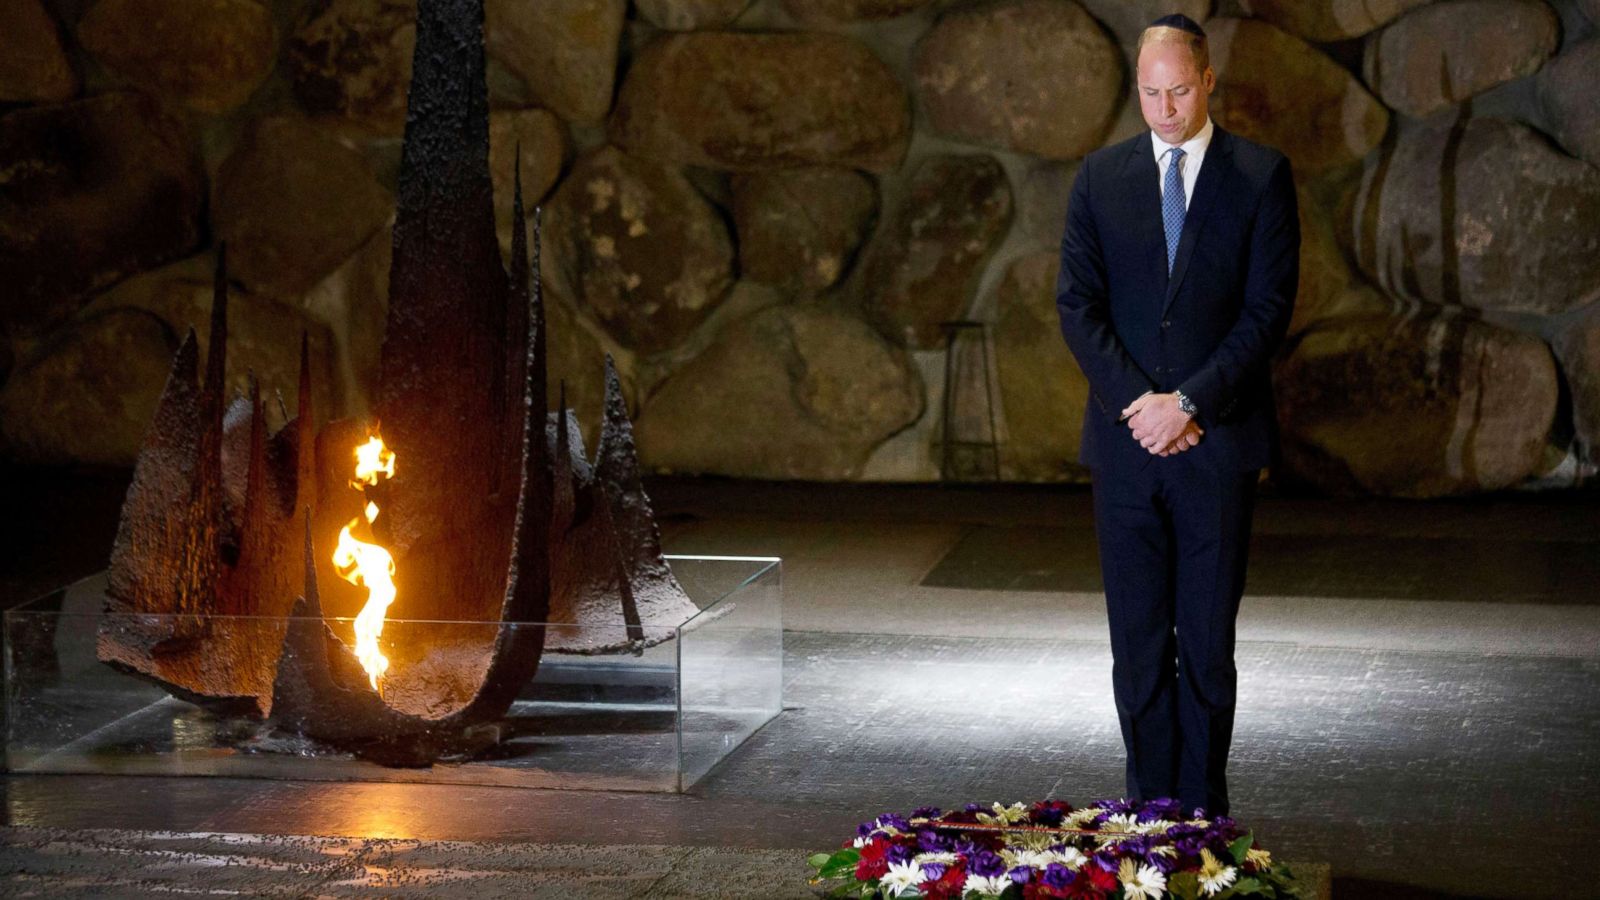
[{"xmin": 1162, "ymin": 146, "xmax": 1186, "ymax": 273}]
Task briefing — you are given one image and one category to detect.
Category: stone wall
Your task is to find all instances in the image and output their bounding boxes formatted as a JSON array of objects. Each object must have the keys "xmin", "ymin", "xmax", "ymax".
[{"xmin": 3, "ymin": 0, "xmax": 1597, "ymax": 495}]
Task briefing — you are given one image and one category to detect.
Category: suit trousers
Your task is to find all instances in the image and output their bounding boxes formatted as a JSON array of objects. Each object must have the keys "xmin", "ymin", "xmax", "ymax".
[{"xmin": 1090, "ymin": 453, "xmax": 1259, "ymax": 817}]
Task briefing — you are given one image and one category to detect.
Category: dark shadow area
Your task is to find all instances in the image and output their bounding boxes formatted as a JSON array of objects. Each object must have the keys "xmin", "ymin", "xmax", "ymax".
[
  {"xmin": 0, "ymin": 463, "xmax": 131, "ymax": 608},
  {"xmin": 922, "ymin": 524, "xmax": 1600, "ymax": 603}
]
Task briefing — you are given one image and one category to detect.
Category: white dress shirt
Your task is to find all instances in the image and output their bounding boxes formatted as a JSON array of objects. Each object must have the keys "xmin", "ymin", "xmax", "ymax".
[{"xmin": 1152, "ymin": 115, "xmax": 1214, "ymax": 210}]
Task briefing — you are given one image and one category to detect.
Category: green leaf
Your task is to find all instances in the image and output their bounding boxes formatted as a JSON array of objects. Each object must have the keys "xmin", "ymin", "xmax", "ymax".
[
  {"xmin": 1228, "ymin": 832, "xmax": 1255, "ymax": 865},
  {"xmin": 818, "ymin": 849, "xmax": 862, "ymax": 880},
  {"xmin": 1232, "ymin": 876, "xmax": 1263, "ymax": 895},
  {"xmin": 1168, "ymin": 871, "xmax": 1200, "ymax": 900},
  {"xmin": 810, "ymin": 853, "xmax": 835, "ymax": 869}
]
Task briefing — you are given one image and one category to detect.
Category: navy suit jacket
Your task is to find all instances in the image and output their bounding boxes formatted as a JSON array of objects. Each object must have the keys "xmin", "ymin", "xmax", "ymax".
[{"xmin": 1057, "ymin": 124, "xmax": 1299, "ymax": 473}]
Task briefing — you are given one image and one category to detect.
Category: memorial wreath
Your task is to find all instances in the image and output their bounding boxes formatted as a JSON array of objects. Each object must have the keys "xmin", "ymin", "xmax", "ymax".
[{"xmin": 808, "ymin": 798, "xmax": 1302, "ymax": 899}]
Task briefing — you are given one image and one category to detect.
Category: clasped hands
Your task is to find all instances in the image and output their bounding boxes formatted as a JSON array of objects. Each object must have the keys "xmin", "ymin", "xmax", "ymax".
[{"xmin": 1121, "ymin": 392, "xmax": 1203, "ymax": 456}]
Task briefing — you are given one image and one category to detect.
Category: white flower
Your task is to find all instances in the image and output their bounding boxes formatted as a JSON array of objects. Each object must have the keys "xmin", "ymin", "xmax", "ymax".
[
  {"xmin": 1013, "ymin": 831, "xmax": 1055, "ymax": 852},
  {"xmin": 880, "ymin": 860, "xmax": 927, "ymax": 898},
  {"xmin": 977, "ymin": 802, "xmax": 1029, "ymax": 825},
  {"xmin": 852, "ymin": 836, "xmax": 869, "ymax": 848},
  {"xmin": 1118, "ymin": 857, "xmax": 1168, "ymax": 899},
  {"xmin": 1010, "ymin": 849, "xmax": 1058, "ymax": 869},
  {"xmin": 1199, "ymin": 849, "xmax": 1239, "ymax": 896},
  {"xmin": 1246, "ymin": 847, "xmax": 1274, "ymax": 871},
  {"xmin": 964, "ymin": 873, "xmax": 1012, "ymax": 897},
  {"xmin": 913, "ymin": 852, "xmax": 958, "ymax": 866},
  {"xmin": 1135, "ymin": 819, "xmax": 1177, "ymax": 835},
  {"xmin": 1048, "ymin": 846, "xmax": 1088, "ymax": 869},
  {"xmin": 1098, "ymin": 814, "xmax": 1141, "ymax": 845},
  {"xmin": 1065, "ymin": 808, "xmax": 1102, "ymax": 827}
]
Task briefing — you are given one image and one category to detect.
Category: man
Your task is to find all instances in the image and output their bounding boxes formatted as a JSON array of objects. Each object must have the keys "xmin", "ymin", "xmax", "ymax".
[{"xmin": 1055, "ymin": 13, "xmax": 1299, "ymax": 816}]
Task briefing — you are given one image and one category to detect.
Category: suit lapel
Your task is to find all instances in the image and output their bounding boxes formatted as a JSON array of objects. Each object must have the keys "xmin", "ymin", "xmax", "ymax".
[
  {"xmin": 1118, "ymin": 137, "xmax": 1168, "ymax": 302},
  {"xmin": 1162, "ymin": 126, "xmax": 1234, "ymax": 315}
]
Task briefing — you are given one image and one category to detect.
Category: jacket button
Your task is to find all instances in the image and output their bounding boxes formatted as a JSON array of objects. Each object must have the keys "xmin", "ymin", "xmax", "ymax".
[
  {"xmin": 1162, "ymin": 319, "xmax": 1172, "ymax": 328},
  {"xmin": 1155, "ymin": 366, "xmax": 1166, "ymax": 374}
]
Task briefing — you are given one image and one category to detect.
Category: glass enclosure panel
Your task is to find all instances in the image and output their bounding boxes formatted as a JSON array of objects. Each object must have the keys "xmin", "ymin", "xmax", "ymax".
[
  {"xmin": 669, "ymin": 557, "xmax": 783, "ymax": 790},
  {"xmin": 4, "ymin": 556, "xmax": 781, "ymax": 793}
]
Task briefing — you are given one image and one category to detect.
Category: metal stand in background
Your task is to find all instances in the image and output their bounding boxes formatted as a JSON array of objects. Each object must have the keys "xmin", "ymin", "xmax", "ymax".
[{"xmin": 938, "ymin": 320, "xmax": 1001, "ymax": 481}]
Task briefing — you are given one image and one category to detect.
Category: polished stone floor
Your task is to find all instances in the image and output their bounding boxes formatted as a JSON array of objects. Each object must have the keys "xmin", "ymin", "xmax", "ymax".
[{"xmin": 3, "ymin": 469, "xmax": 1598, "ymax": 898}]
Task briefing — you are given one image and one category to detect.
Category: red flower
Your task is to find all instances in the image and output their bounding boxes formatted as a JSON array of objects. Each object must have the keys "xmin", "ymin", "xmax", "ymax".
[
  {"xmin": 1060, "ymin": 879, "xmax": 1104, "ymax": 899},
  {"xmin": 923, "ymin": 862, "xmax": 968, "ymax": 899},
  {"xmin": 1030, "ymin": 800, "xmax": 1074, "ymax": 824},
  {"xmin": 855, "ymin": 839, "xmax": 889, "ymax": 881}
]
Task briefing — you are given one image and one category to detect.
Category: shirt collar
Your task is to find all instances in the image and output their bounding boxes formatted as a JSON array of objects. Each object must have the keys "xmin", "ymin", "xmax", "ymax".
[{"xmin": 1150, "ymin": 116, "xmax": 1214, "ymax": 163}]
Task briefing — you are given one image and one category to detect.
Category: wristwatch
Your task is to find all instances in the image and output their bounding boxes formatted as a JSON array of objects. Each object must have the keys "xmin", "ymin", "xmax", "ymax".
[{"xmin": 1173, "ymin": 389, "xmax": 1198, "ymax": 418}]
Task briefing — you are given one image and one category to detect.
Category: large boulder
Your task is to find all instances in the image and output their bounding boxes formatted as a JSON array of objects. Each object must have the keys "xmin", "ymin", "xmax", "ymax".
[
  {"xmin": 1275, "ymin": 311, "xmax": 1558, "ymax": 497},
  {"xmin": 0, "ymin": 309, "xmax": 177, "ymax": 466},
  {"xmin": 991, "ymin": 251, "xmax": 1091, "ymax": 481},
  {"xmin": 913, "ymin": 0, "xmax": 1123, "ymax": 161},
  {"xmin": 731, "ymin": 167, "xmax": 878, "ymax": 293},
  {"xmin": 0, "ymin": 93, "xmax": 204, "ymax": 332},
  {"xmin": 486, "ymin": 0, "xmax": 625, "ymax": 125},
  {"xmin": 635, "ymin": 304, "xmax": 923, "ymax": 479},
  {"xmin": 780, "ymin": 0, "xmax": 936, "ymax": 24},
  {"xmin": 1362, "ymin": 0, "xmax": 1560, "ymax": 119},
  {"xmin": 609, "ymin": 31, "xmax": 910, "ymax": 173},
  {"xmin": 637, "ymin": 0, "xmax": 751, "ymax": 29},
  {"xmin": 1537, "ymin": 39, "xmax": 1600, "ymax": 168},
  {"xmin": 288, "ymin": 0, "xmax": 416, "ymax": 136},
  {"xmin": 79, "ymin": 254, "xmax": 342, "ymax": 422},
  {"xmin": 77, "ymin": 0, "xmax": 277, "ymax": 113},
  {"xmin": 543, "ymin": 289, "xmax": 628, "ymax": 452},
  {"xmin": 303, "ymin": 225, "xmax": 391, "ymax": 415},
  {"xmin": 0, "ymin": 0, "xmax": 77, "ymax": 103},
  {"xmin": 1078, "ymin": 0, "xmax": 1212, "ymax": 46},
  {"xmin": 1238, "ymin": 0, "xmax": 1430, "ymax": 41},
  {"xmin": 489, "ymin": 109, "xmax": 570, "ymax": 247},
  {"xmin": 1551, "ymin": 305, "xmax": 1600, "ymax": 467},
  {"xmin": 1016, "ymin": 160, "xmax": 1082, "ymax": 247},
  {"xmin": 857, "ymin": 154, "xmax": 1013, "ymax": 349},
  {"xmin": 1347, "ymin": 116, "xmax": 1600, "ymax": 316},
  {"xmin": 544, "ymin": 146, "xmax": 734, "ymax": 356},
  {"xmin": 1207, "ymin": 18, "xmax": 1389, "ymax": 176},
  {"xmin": 1286, "ymin": 184, "xmax": 1363, "ymax": 334},
  {"xmin": 212, "ymin": 117, "xmax": 393, "ymax": 301}
]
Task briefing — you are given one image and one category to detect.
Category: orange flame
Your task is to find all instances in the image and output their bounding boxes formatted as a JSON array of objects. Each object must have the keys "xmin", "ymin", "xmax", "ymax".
[{"xmin": 332, "ymin": 434, "xmax": 397, "ymax": 692}]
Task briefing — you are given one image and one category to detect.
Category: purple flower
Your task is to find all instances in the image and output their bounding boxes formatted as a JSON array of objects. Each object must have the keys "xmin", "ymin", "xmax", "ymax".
[
  {"xmin": 1137, "ymin": 798, "xmax": 1185, "ymax": 822},
  {"xmin": 921, "ymin": 862, "xmax": 948, "ymax": 881},
  {"xmin": 879, "ymin": 814, "xmax": 911, "ymax": 832},
  {"xmin": 1115, "ymin": 835, "xmax": 1154, "ymax": 856},
  {"xmin": 969, "ymin": 851, "xmax": 1007, "ymax": 878},
  {"xmin": 856, "ymin": 822, "xmax": 875, "ymax": 838},
  {"xmin": 965, "ymin": 803, "xmax": 984, "ymax": 813},
  {"xmin": 913, "ymin": 806, "xmax": 943, "ymax": 820},
  {"xmin": 953, "ymin": 838, "xmax": 983, "ymax": 857},
  {"xmin": 1040, "ymin": 863, "xmax": 1075, "ymax": 889},
  {"xmin": 1032, "ymin": 807, "xmax": 1067, "ymax": 827},
  {"xmin": 886, "ymin": 844, "xmax": 916, "ymax": 866},
  {"xmin": 1146, "ymin": 849, "xmax": 1182, "ymax": 874},
  {"xmin": 917, "ymin": 829, "xmax": 954, "ymax": 853},
  {"xmin": 1008, "ymin": 866, "xmax": 1034, "ymax": 884}
]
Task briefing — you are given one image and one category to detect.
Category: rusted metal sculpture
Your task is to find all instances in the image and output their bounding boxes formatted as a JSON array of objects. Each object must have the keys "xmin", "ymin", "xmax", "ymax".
[{"xmin": 98, "ymin": 0, "xmax": 698, "ymax": 765}]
